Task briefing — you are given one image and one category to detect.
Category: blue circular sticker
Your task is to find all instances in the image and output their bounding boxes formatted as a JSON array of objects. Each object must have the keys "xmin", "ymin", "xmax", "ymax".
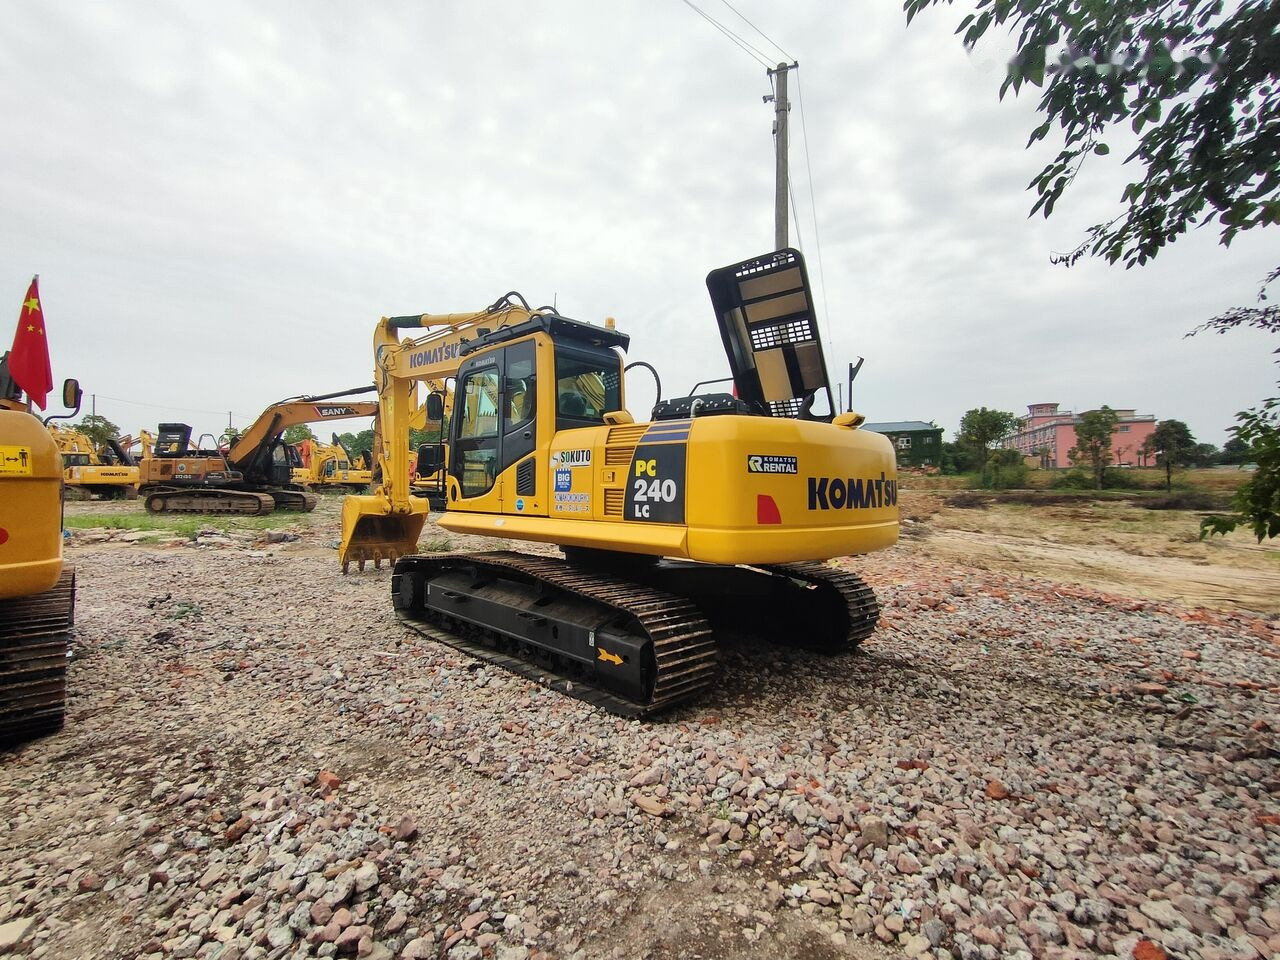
[{"xmin": 515, "ymin": 498, "xmax": 525, "ymax": 511}]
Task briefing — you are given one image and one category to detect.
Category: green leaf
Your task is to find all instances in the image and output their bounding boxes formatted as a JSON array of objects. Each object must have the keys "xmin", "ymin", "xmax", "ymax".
[{"xmin": 1093, "ymin": 143, "xmax": 1110, "ymax": 155}]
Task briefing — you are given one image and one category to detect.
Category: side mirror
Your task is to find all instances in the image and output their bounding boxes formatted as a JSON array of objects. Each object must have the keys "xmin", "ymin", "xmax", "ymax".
[
  {"xmin": 425, "ymin": 392, "xmax": 444, "ymax": 422},
  {"xmin": 416, "ymin": 444, "xmax": 444, "ymax": 476},
  {"xmin": 62, "ymin": 378, "xmax": 82, "ymax": 413}
]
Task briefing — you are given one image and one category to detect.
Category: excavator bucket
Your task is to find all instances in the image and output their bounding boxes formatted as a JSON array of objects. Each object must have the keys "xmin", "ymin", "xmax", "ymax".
[{"xmin": 339, "ymin": 495, "xmax": 428, "ymax": 573}]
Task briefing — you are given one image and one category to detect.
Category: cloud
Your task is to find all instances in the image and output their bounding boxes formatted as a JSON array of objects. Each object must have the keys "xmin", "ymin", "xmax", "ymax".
[{"xmin": 1, "ymin": 0, "xmax": 1273, "ymax": 447}]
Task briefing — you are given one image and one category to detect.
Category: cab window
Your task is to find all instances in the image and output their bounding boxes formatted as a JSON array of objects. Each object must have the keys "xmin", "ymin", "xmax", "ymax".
[
  {"xmin": 460, "ymin": 370, "xmax": 501, "ymax": 439},
  {"xmin": 556, "ymin": 352, "xmax": 621, "ymax": 427},
  {"xmin": 457, "ymin": 368, "xmax": 501, "ymax": 496},
  {"xmin": 506, "ymin": 353, "xmax": 536, "ymax": 428}
]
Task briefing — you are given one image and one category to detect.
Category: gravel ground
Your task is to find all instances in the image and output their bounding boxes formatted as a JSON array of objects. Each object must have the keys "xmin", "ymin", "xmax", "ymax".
[{"xmin": 1, "ymin": 505, "xmax": 1278, "ymax": 960}]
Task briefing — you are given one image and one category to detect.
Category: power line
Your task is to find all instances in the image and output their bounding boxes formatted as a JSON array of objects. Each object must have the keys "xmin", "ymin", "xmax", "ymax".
[
  {"xmin": 786, "ymin": 174, "xmax": 805, "ymax": 252},
  {"xmin": 679, "ymin": 0, "xmax": 775, "ymax": 69},
  {"xmin": 91, "ymin": 393, "xmax": 257, "ymax": 420},
  {"xmin": 716, "ymin": 0, "xmax": 794, "ymax": 62},
  {"xmin": 793, "ymin": 69, "xmax": 834, "ymax": 357}
]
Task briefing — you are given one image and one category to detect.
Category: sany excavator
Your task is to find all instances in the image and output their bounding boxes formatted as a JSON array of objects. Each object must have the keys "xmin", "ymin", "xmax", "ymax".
[
  {"xmin": 340, "ymin": 250, "xmax": 898, "ymax": 715},
  {"xmin": 139, "ymin": 389, "xmax": 378, "ymax": 515},
  {"xmin": 0, "ymin": 351, "xmax": 82, "ymax": 744},
  {"xmin": 47, "ymin": 422, "xmax": 140, "ymax": 500}
]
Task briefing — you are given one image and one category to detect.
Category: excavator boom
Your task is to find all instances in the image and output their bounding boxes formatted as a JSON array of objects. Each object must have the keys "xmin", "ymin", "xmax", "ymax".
[{"xmin": 340, "ymin": 299, "xmax": 534, "ymax": 570}]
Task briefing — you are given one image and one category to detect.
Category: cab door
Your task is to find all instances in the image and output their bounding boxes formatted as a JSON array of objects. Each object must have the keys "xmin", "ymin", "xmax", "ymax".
[{"xmin": 449, "ymin": 338, "xmax": 539, "ymax": 512}]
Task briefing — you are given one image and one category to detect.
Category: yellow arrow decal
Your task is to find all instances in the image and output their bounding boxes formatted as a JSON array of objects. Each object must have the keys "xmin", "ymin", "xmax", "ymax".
[{"xmin": 597, "ymin": 648, "xmax": 623, "ymax": 666}]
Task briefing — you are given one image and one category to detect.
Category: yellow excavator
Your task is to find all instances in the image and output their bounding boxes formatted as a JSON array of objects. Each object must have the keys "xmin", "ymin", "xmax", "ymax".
[
  {"xmin": 0, "ymin": 352, "xmax": 81, "ymax": 745},
  {"xmin": 293, "ymin": 434, "xmax": 375, "ymax": 491},
  {"xmin": 47, "ymin": 423, "xmax": 140, "ymax": 500},
  {"xmin": 340, "ymin": 250, "xmax": 898, "ymax": 715},
  {"xmin": 139, "ymin": 390, "xmax": 378, "ymax": 514}
]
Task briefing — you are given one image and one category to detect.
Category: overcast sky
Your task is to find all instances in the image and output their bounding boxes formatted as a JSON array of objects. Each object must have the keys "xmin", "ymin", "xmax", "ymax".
[{"xmin": 2, "ymin": 1, "xmax": 1274, "ymax": 447}]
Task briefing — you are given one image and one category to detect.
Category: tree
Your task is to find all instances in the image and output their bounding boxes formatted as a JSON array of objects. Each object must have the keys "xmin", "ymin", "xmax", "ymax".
[
  {"xmin": 283, "ymin": 424, "xmax": 315, "ymax": 445},
  {"xmin": 904, "ymin": 0, "xmax": 1278, "ymax": 268},
  {"xmin": 906, "ymin": 0, "xmax": 1280, "ymax": 537},
  {"xmin": 982, "ymin": 447, "xmax": 1030, "ymax": 489},
  {"xmin": 1070, "ymin": 406, "xmax": 1119, "ymax": 489},
  {"xmin": 1150, "ymin": 419, "xmax": 1196, "ymax": 491},
  {"xmin": 1137, "ymin": 435, "xmax": 1156, "ymax": 467},
  {"xmin": 1190, "ymin": 442, "xmax": 1219, "ymax": 467},
  {"xmin": 1203, "ymin": 402, "xmax": 1280, "ymax": 539},
  {"xmin": 1219, "ymin": 435, "xmax": 1251, "ymax": 464},
  {"xmin": 939, "ymin": 440, "xmax": 977, "ymax": 474},
  {"xmin": 73, "ymin": 414, "xmax": 120, "ymax": 448},
  {"xmin": 957, "ymin": 407, "xmax": 1020, "ymax": 465}
]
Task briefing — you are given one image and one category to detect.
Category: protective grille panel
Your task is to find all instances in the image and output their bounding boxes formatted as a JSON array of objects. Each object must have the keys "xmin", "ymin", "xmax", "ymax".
[
  {"xmin": 706, "ymin": 249, "xmax": 833, "ymax": 417},
  {"xmin": 515, "ymin": 457, "xmax": 535, "ymax": 496},
  {"xmin": 604, "ymin": 424, "xmax": 647, "ymax": 465},
  {"xmin": 604, "ymin": 488, "xmax": 625, "ymax": 517}
]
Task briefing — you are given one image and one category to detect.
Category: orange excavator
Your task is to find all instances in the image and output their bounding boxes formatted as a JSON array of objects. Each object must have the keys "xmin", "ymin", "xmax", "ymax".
[{"xmin": 139, "ymin": 388, "xmax": 378, "ymax": 515}]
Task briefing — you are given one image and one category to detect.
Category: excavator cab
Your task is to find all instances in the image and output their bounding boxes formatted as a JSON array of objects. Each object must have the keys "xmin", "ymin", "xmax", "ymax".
[{"xmin": 154, "ymin": 423, "xmax": 193, "ymax": 457}]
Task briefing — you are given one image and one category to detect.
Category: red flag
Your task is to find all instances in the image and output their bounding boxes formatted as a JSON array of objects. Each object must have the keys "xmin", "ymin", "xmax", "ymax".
[{"xmin": 10, "ymin": 276, "xmax": 52, "ymax": 410}]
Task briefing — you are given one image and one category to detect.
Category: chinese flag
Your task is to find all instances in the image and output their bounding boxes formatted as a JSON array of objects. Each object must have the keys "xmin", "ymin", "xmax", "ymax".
[{"xmin": 10, "ymin": 276, "xmax": 52, "ymax": 410}]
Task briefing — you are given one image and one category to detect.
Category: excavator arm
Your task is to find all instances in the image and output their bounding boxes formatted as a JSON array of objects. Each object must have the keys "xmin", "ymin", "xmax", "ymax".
[
  {"xmin": 340, "ymin": 298, "xmax": 542, "ymax": 571},
  {"xmin": 225, "ymin": 388, "xmax": 378, "ymax": 484}
]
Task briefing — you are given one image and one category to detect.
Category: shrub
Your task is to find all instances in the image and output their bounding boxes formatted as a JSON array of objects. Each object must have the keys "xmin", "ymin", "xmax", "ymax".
[
  {"xmin": 1143, "ymin": 493, "xmax": 1227, "ymax": 511},
  {"xmin": 1050, "ymin": 469, "xmax": 1094, "ymax": 490}
]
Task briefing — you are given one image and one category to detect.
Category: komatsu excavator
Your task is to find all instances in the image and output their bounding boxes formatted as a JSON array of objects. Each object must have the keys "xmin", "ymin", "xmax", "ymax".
[
  {"xmin": 140, "ymin": 390, "xmax": 378, "ymax": 515},
  {"xmin": 0, "ymin": 352, "xmax": 81, "ymax": 744},
  {"xmin": 48, "ymin": 423, "xmax": 140, "ymax": 500},
  {"xmin": 340, "ymin": 250, "xmax": 898, "ymax": 715}
]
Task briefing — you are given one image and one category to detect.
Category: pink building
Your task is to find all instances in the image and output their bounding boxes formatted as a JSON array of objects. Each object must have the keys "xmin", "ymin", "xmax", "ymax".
[{"xmin": 1002, "ymin": 403, "xmax": 1157, "ymax": 469}]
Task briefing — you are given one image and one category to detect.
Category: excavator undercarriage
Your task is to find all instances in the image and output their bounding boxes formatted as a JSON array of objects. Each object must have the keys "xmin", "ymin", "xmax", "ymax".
[
  {"xmin": 392, "ymin": 550, "xmax": 879, "ymax": 715},
  {"xmin": 0, "ymin": 570, "xmax": 75, "ymax": 745}
]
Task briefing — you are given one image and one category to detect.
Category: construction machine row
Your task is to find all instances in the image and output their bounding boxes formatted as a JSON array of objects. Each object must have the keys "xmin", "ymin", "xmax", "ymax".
[{"xmin": 1, "ymin": 248, "xmax": 899, "ymax": 744}]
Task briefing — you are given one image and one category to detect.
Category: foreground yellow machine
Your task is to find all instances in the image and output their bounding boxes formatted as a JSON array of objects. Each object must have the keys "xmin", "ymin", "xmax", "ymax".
[
  {"xmin": 0, "ymin": 357, "xmax": 81, "ymax": 744},
  {"xmin": 341, "ymin": 250, "xmax": 898, "ymax": 714},
  {"xmin": 47, "ymin": 423, "xmax": 140, "ymax": 500}
]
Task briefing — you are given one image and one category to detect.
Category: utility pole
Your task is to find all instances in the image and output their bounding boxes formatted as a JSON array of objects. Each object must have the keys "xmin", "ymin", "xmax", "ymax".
[{"xmin": 764, "ymin": 61, "xmax": 797, "ymax": 251}]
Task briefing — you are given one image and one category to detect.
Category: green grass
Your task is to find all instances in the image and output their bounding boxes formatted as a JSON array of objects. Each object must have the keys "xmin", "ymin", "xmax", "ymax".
[{"xmin": 64, "ymin": 513, "xmax": 306, "ymax": 540}]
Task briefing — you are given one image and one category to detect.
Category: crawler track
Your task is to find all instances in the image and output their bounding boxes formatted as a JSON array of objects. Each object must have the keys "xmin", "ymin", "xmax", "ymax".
[
  {"xmin": 269, "ymin": 489, "xmax": 318, "ymax": 512},
  {"xmin": 0, "ymin": 569, "xmax": 74, "ymax": 746},
  {"xmin": 765, "ymin": 562, "xmax": 880, "ymax": 653},
  {"xmin": 393, "ymin": 551, "xmax": 717, "ymax": 717},
  {"xmin": 143, "ymin": 487, "xmax": 275, "ymax": 515}
]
